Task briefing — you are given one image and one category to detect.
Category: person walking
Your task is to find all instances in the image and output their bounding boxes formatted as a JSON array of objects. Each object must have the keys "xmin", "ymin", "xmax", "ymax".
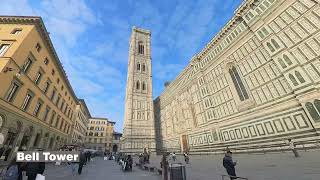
[
  {"xmin": 183, "ymin": 152, "xmax": 189, "ymax": 164},
  {"xmin": 288, "ymin": 139, "xmax": 299, "ymax": 157},
  {"xmin": 78, "ymin": 151, "xmax": 86, "ymax": 175},
  {"xmin": 172, "ymin": 152, "xmax": 176, "ymax": 162},
  {"xmin": 223, "ymin": 151, "xmax": 237, "ymax": 180},
  {"xmin": 3, "ymin": 157, "xmax": 22, "ymax": 180},
  {"xmin": 161, "ymin": 154, "xmax": 169, "ymax": 180},
  {"xmin": 26, "ymin": 161, "xmax": 45, "ymax": 180}
]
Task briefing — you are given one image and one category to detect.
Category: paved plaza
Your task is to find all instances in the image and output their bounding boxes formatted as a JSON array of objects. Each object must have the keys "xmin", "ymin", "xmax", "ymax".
[{"xmin": 23, "ymin": 150, "xmax": 320, "ymax": 180}]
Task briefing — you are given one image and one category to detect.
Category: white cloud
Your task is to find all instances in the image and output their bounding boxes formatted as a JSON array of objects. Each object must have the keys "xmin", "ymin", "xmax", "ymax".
[
  {"xmin": 0, "ymin": 0, "xmax": 242, "ymax": 133},
  {"xmin": 0, "ymin": 0, "xmax": 36, "ymax": 15}
]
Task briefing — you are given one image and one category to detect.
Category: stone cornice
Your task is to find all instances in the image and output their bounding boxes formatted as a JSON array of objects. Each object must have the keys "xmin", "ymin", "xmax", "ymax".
[
  {"xmin": 197, "ymin": 0, "xmax": 254, "ymax": 58},
  {"xmin": 132, "ymin": 26, "xmax": 151, "ymax": 35},
  {"xmin": 78, "ymin": 99, "xmax": 91, "ymax": 118},
  {"xmin": 0, "ymin": 15, "xmax": 78, "ymax": 102}
]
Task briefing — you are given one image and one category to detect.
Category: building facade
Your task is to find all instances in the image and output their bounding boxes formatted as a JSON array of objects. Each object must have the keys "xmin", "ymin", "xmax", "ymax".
[
  {"xmin": 112, "ymin": 132, "xmax": 122, "ymax": 153},
  {"xmin": 86, "ymin": 117, "xmax": 115, "ymax": 152},
  {"xmin": 70, "ymin": 99, "xmax": 91, "ymax": 146},
  {"xmin": 154, "ymin": 0, "xmax": 320, "ymax": 154},
  {"xmin": 121, "ymin": 27, "xmax": 156, "ymax": 154},
  {"xmin": 0, "ymin": 16, "xmax": 78, "ymax": 161}
]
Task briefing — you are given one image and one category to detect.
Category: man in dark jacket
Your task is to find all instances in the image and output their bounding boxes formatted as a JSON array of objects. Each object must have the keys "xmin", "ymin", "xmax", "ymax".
[
  {"xmin": 223, "ymin": 151, "xmax": 237, "ymax": 180},
  {"xmin": 78, "ymin": 151, "xmax": 86, "ymax": 175},
  {"xmin": 26, "ymin": 148, "xmax": 45, "ymax": 180},
  {"xmin": 26, "ymin": 162, "xmax": 45, "ymax": 180}
]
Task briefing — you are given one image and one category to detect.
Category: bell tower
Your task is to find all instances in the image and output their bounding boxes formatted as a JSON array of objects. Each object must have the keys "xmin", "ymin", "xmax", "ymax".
[{"xmin": 121, "ymin": 27, "xmax": 156, "ymax": 154}]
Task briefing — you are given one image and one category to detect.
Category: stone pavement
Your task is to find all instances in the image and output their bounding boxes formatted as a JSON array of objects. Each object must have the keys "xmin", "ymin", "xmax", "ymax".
[
  {"xmin": 16, "ymin": 150, "xmax": 320, "ymax": 180},
  {"xmin": 35, "ymin": 157, "xmax": 161, "ymax": 180},
  {"xmin": 147, "ymin": 150, "xmax": 320, "ymax": 180}
]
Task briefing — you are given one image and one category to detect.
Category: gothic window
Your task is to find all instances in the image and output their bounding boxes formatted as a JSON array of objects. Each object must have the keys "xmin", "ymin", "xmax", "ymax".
[
  {"xmin": 137, "ymin": 63, "xmax": 140, "ymax": 71},
  {"xmin": 315, "ymin": 99, "xmax": 320, "ymax": 112},
  {"xmin": 258, "ymin": 31, "xmax": 264, "ymax": 39},
  {"xmin": 136, "ymin": 81, "xmax": 140, "ymax": 90},
  {"xmin": 283, "ymin": 55, "xmax": 292, "ymax": 65},
  {"xmin": 295, "ymin": 71, "xmax": 305, "ymax": 83},
  {"xmin": 138, "ymin": 42, "xmax": 144, "ymax": 54},
  {"xmin": 271, "ymin": 39, "xmax": 280, "ymax": 49},
  {"xmin": 267, "ymin": 42, "xmax": 275, "ymax": 52},
  {"xmin": 142, "ymin": 64, "xmax": 146, "ymax": 72},
  {"xmin": 278, "ymin": 58, "xmax": 287, "ymax": 69},
  {"xmin": 289, "ymin": 74, "xmax": 299, "ymax": 86},
  {"xmin": 306, "ymin": 102, "xmax": 320, "ymax": 121},
  {"xmin": 229, "ymin": 66, "xmax": 249, "ymax": 101},
  {"xmin": 142, "ymin": 82, "xmax": 146, "ymax": 90}
]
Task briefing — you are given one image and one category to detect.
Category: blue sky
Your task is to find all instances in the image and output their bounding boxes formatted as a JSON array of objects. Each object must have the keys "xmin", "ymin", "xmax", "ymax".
[{"xmin": 1, "ymin": 0, "xmax": 242, "ymax": 132}]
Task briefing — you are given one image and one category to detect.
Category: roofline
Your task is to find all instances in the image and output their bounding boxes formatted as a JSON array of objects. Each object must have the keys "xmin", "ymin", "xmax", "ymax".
[
  {"xmin": 90, "ymin": 117, "xmax": 108, "ymax": 120},
  {"xmin": 132, "ymin": 26, "xmax": 151, "ymax": 35},
  {"xmin": 89, "ymin": 117, "xmax": 116, "ymax": 124},
  {"xmin": 0, "ymin": 15, "xmax": 78, "ymax": 102},
  {"xmin": 155, "ymin": 0, "xmax": 255, "ymax": 99},
  {"xmin": 78, "ymin": 99, "xmax": 91, "ymax": 118}
]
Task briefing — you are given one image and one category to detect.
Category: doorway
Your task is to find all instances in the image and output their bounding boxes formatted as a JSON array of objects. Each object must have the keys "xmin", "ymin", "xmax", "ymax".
[{"xmin": 181, "ymin": 135, "xmax": 188, "ymax": 153}]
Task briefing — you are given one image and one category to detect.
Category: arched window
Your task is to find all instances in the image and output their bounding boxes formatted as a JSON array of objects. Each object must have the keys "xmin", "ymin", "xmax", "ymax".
[
  {"xmin": 137, "ymin": 63, "xmax": 140, "ymax": 71},
  {"xmin": 295, "ymin": 71, "xmax": 305, "ymax": 83},
  {"xmin": 271, "ymin": 39, "xmax": 280, "ymax": 49},
  {"xmin": 136, "ymin": 81, "xmax": 140, "ymax": 90},
  {"xmin": 289, "ymin": 74, "xmax": 299, "ymax": 86},
  {"xmin": 142, "ymin": 64, "xmax": 146, "ymax": 72},
  {"xmin": 267, "ymin": 42, "xmax": 275, "ymax": 52},
  {"xmin": 138, "ymin": 42, "xmax": 144, "ymax": 54},
  {"xmin": 142, "ymin": 82, "xmax": 146, "ymax": 90},
  {"xmin": 0, "ymin": 115, "xmax": 3, "ymax": 128},
  {"xmin": 278, "ymin": 58, "xmax": 287, "ymax": 69},
  {"xmin": 229, "ymin": 66, "xmax": 249, "ymax": 101},
  {"xmin": 315, "ymin": 99, "xmax": 320, "ymax": 113},
  {"xmin": 89, "ymin": 132, "xmax": 93, "ymax": 136},
  {"xmin": 283, "ymin": 55, "xmax": 292, "ymax": 65},
  {"xmin": 306, "ymin": 102, "xmax": 320, "ymax": 121}
]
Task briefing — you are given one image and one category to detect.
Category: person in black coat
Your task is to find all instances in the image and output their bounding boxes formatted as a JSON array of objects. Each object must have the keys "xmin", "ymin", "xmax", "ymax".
[
  {"xmin": 26, "ymin": 161, "xmax": 45, "ymax": 180},
  {"xmin": 26, "ymin": 149, "xmax": 45, "ymax": 180},
  {"xmin": 223, "ymin": 151, "xmax": 237, "ymax": 180},
  {"xmin": 78, "ymin": 151, "xmax": 86, "ymax": 175}
]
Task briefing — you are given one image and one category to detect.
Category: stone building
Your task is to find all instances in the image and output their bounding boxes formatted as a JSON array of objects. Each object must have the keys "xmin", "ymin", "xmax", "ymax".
[
  {"xmin": 86, "ymin": 117, "xmax": 115, "ymax": 152},
  {"xmin": 70, "ymin": 99, "xmax": 91, "ymax": 146},
  {"xmin": 124, "ymin": 0, "xmax": 320, "ymax": 154},
  {"xmin": 121, "ymin": 27, "xmax": 156, "ymax": 154},
  {"xmin": 155, "ymin": 0, "xmax": 320, "ymax": 153},
  {"xmin": 0, "ymin": 16, "xmax": 79, "ymax": 161},
  {"xmin": 112, "ymin": 132, "xmax": 122, "ymax": 153}
]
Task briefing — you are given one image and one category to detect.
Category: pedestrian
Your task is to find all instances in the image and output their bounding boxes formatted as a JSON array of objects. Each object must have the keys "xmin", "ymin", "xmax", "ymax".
[
  {"xmin": 78, "ymin": 151, "xmax": 86, "ymax": 175},
  {"xmin": 172, "ymin": 152, "xmax": 176, "ymax": 162},
  {"xmin": 3, "ymin": 157, "xmax": 22, "ymax": 180},
  {"xmin": 183, "ymin": 152, "xmax": 189, "ymax": 164},
  {"xmin": 223, "ymin": 150, "xmax": 237, "ymax": 180},
  {"xmin": 161, "ymin": 154, "xmax": 169, "ymax": 180},
  {"xmin": 26, "ymin": 161, "xmax": 45, "ymax": 180},
  {"xmin": 288, "ymin": 139, "xmax": 299, "ymax": 157},
  {"xmin": 125, "ymin": 155, "xmax": 133, "ymax": 171}
]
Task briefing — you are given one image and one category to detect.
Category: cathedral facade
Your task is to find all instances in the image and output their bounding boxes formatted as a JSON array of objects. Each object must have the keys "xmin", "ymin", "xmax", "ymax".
[{"xmin": 123, "ymin": 0, "xmax": 320, "ymax": 154}]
